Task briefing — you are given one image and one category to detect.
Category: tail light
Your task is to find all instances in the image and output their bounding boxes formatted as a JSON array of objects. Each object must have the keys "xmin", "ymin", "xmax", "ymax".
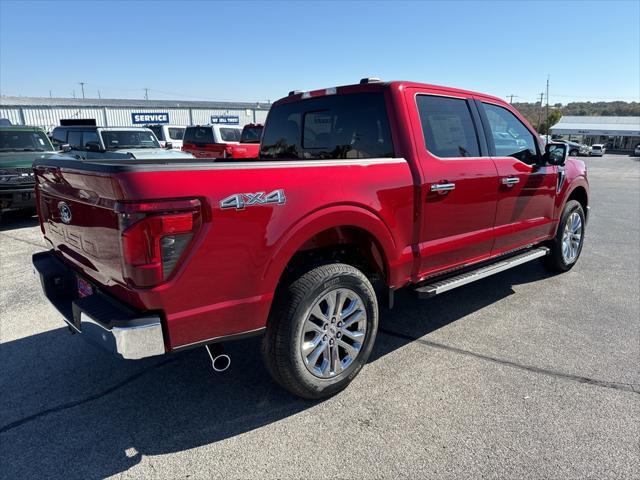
[{"xmin": 115, "ymin": 199, "xmax": 202, "ymax": 288}]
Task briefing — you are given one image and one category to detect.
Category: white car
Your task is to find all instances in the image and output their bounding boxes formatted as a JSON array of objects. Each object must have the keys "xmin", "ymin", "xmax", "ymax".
[
  {"xmin": 590, "ymin": 144, "xmax": 605, "ymax": 156},
  {"xmin": 146, "ymin": 124, "xmax": 186, "ymax": 149},
  {"xmin": 634, "ymin": 144, "xmax": 640, "ymax": 156}
]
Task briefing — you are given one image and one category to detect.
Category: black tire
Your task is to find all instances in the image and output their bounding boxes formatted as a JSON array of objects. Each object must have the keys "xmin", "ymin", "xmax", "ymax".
[
  {"xmin": 262, "ymin": 263, "xmax": 378, "ymax": 399},
  {"xmin": 570, "ymin": 149, "xmax": 579, "ymax": 157},
  {"xmin": 544, "ymin": 200, "xmax": 585, "ymax": 272}
]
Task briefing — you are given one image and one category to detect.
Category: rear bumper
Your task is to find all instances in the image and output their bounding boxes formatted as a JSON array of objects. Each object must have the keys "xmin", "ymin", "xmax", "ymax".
[{"xmin": 32, "ymin": 251, "xmax": 166, "ymax": 360}]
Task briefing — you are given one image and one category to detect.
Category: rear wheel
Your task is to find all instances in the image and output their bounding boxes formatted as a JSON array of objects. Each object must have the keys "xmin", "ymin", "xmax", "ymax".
[
  {"xmin": 570, "ymin": 149, "xmax": 579, "ymax": 157},
  {"xmin": 262, "ymin": 263, "xmax": 378, "ymax": 399},
  {"xmin": 544, "ymin": 200, "xmax": 585, "ymax": 272}
]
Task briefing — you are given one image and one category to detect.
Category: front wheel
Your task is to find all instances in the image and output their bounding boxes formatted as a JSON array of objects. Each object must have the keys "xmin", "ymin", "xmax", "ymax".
[
  {"xmin": 544, "ymin": 200, "xmax": 585, "ymax": 272},
  {"xmin": 262, "ymin": 263, "xmax": 378, "ymax": 399}
]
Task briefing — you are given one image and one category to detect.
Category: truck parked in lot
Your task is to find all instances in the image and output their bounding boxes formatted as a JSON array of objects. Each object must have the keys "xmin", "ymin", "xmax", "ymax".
[
  {"xmin": 51, "ymin": 126, "xmax": 194, "ymax": 160},
  {"xmin": 182, "ymin": 124, "xmax": 260, "ymax": 159},
  {"xmin": 0, "ymin": 125, "xmax": 59, "ymax": 221},
  {"xmin": 145, "ymin": 124, "xmax": 186, "ymax": 150},
  {"xmin": 33, "ymin": 79, "xmax": 589, "ymax": 399}
]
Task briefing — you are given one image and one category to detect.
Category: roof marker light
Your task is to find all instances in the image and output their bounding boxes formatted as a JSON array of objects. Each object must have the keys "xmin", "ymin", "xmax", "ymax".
[
  {"xmin": 359, "ymin": 77, "xmax": 382, "ymax": 84},
  {"xmin": 325, "ymin": 87, "xmax": 337, "ymax": 95},
  {"xmin": 301, "ymin": 92, "xmax": 311, "ymax": 99},
  {"xmin": 288, "ymin": 90, "xmax": 304, "ymax": 96}
]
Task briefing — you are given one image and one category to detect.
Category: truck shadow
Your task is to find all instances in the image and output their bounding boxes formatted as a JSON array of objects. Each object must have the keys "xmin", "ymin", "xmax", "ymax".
[
  {"xmin": 0, "ymin": 261, "xmax": 553, "ymax": 479},
  {"xmin": 0, "ymin": 211, "xmax": 38, "ymax": 232}
]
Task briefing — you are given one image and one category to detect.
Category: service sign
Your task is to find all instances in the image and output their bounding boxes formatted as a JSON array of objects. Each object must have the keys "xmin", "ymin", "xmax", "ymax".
[
  {"xmin": 131, "ymin": 112, "xmax": 169, "ymax": 124},
  {"xmin": 210, "ymin": 115, "xmax": 239, "ymax": 125}
]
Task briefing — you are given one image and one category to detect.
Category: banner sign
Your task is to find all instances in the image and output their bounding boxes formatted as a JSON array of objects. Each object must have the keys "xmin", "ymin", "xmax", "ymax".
[
  {"xmin": 131, "ymin": 112, "xmax": 169, "ymax": 124},
  {"xmin": 210, "ymin": 115, "xmax": 239, "ymax": 125}
]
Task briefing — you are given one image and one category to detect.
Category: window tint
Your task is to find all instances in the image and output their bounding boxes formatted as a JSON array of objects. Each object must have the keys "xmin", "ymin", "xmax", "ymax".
[
  {"xmin": 101, "ymin": 130, "xmax": 160, "ymax": 149},
  {"xmin": 183, "ymin": 127, "xmax": 214, "ymax": 144},
  {"xmin": 52, "ymin": 128, "xmax": 67, "ymax": 147},
  {"xmin": 416, "ymin": 95, "xmax": 480, "ymax": 158},
  {"xmin": 148, "ymin": 126, "xmax": 164, "ymax": 141},
  {"xmin": 168, "ymin": 127, "xmax": 184, "ymax": 140},
  {"xmin": 220, "ymin": 128, "xmax": 242, "ymax": 142},
  {"xmin": 67, "ymin": 131, "xmax": 82, "ymax": 149},
  {"xmin": 260, "ymin": 92, "xmax": 394, "ymax": 160},
  {"xmin": 240, "ymin": 126, "xmax": 263, "ymax": 143},
  {"xmin": 482, "ymin": 103, "xmax": 538, "ymax": 164},
  {"xmin": 0, "ymin": 130, "xmax": 53, "ymax": 151},
  {"xmin": 82, "ymin": 130, "xmax": 100, "ymax": 148}
]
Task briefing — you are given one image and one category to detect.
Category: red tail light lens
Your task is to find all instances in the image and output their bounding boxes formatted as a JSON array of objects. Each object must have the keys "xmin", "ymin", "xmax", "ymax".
[{"xmin": 116, "ymin": 199, "xmax": 201, "ymax": 288}]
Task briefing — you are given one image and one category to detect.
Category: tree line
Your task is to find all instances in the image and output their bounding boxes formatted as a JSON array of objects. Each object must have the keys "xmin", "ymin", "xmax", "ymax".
[{"xmin": 511, "ymin": 101, "xmax": 640, "ymax": 134}]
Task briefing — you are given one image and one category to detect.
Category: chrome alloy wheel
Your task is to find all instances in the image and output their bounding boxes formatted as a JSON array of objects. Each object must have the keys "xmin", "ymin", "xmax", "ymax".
[
  {"xmin": 562, "ymin": 211, "xmax": 583, "ymax": 264},
  {"xmin": 300, "ymin": 288, "xmax": 367, "ymax": 378}
]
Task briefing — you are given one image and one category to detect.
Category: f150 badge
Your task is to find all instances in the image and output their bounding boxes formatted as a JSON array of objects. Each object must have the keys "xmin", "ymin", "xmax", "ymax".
[{"xmin": 220, "ymin": 189, "xmax": 286, "ymax": 210}]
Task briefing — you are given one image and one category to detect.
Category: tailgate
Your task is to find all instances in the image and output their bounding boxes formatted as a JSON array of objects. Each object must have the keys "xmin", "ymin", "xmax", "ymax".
[{"xmin": 35, "ymin": 165, "xmax": 125, "ymax": 287}]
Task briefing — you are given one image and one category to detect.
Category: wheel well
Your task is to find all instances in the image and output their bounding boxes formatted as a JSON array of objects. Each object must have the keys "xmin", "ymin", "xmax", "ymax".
[
  {"xmin": 568, "ymin": 186, "xmax": 588, "ymax": 212},
  {"xmin": 276, "ymin": 226, "xmax": 387, "ymax": 291}
]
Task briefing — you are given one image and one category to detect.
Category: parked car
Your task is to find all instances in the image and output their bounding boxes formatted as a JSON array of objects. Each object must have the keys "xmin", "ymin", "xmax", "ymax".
[
  {"xmin": 555, "ymin": 139, "xmax": 590, "ymax": 156},
  {"xmin": 240, "ymin": 123, "xmax": 264, "ymax": 144},
  {"xmin": 0, "ymin": 125, "xmax": 60, "ymax": 221},
  {"xmin": 51, "ymin": 126, "xmax": 194, "ymax": 160},
  {"xmin": 633, "ymin": 144, "xmax": 640, "ymax": 156},
  {"xmin": 32, "ymin": 79, "xmax": 589, "ymax": 399},
  {"xmin": 145, "ymin": 124, "xmax": 186, "ymax": 149},
  {"xmin": 182, "ymin": 125, "xmax": 260, "ymax": 159},
  {"xmin": 590, "ymin": 144, "xmax": 605, "ymax": 156}
]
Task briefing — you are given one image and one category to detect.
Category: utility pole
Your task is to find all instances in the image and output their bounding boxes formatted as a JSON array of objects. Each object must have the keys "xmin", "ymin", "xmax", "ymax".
[
  {"xmin": 72, "ymin": 89, "xmax": 76, "ymax": 99},
  {"xmin": 545, "ymin": 75, "xmax": 550, "ymax": 133},
  {"xmin": 79, "ymin": 82, "xmax": 86, "ymax": 99},
  {"xmin": 144, "ymin": 88, "xmax": 149, "ymax": 100},
  {"xmin": 507, "ymin": 94, "xmax": 518, "ymax": 104},
  {"xmin": 536, "ymin": 92, "xmax": 544, "ymax": 132},
  {"xmin": 49, "ymin": 90, "xmax": 52, "ymax": 99},
  {"xmin": 97, "ymin": 90, "xmax": 101, "ymax": 99}
]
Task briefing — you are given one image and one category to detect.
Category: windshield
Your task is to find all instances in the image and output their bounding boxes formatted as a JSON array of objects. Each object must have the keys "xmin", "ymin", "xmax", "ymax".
[
  {"xmin": 0, "ymin": 130, "xmax": 54, "ymax": 152},
  {"xmin": 100, "ymin": 130, "xmax": 160, "ymax": 149},
  {"xmin": 241, "ymin": 126, "xmax": 263, "ymax": 143},
  {"xmin": 220, "ymin": 128, "xmax": 242, "ymax": 142}
]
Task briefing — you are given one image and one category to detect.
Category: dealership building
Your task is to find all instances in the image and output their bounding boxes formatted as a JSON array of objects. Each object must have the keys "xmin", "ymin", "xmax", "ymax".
[
  {"xmin": 0, "ymin": 96, "xmax": 271, "ymax": 131},
  {"xmin": 550, "ymin": 116, "xmax": 640, "ymax": 151}
]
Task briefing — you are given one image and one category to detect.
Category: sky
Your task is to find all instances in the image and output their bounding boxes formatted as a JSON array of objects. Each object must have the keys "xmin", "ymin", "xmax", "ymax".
[{"xmin": 1, "ymin": 0, "xmax": 639, "ymax": 105}]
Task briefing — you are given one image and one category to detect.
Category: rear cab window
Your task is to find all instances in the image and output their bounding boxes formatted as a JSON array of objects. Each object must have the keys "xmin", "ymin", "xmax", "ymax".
[
  {"xmin": 147, "ymin": 126, "xmax": 165, "ymax": 141},
  {"xmin": 219, "ymin": 128, "xmax": 242, "ymax": 142},
  {"xmin": 183, "ymin": 127, "xmax": 214, "ymax": 145},
  {"xmin": 168, "ymin": 127, "xmax": 185, "ymax": 140},
  {"xmin": 260, "ymin": 92, "xmax": 394, "ymax": 160}
]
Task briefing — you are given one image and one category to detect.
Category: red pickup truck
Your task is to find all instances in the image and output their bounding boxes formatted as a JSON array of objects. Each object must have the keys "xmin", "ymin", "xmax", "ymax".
[
  {"xmin": 181, "ymin": 124, "xmax": 261, "ymax": 159},
  {"xmin": 33, "ymin": 79, "xmax": 589, "ymax": 399}
]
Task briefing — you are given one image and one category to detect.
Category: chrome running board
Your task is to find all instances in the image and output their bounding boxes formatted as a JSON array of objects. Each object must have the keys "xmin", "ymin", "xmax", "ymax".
[{"xmin": 413, "ymin": 247, "xmax": 549, "ymax": 298}]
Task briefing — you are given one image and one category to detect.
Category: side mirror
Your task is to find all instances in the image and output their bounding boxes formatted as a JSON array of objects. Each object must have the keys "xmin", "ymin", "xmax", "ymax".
[
  {"xmin": 165, "ymin": 142, "xmax": 173, "ymax": 149},
  {"xmin": 61, "ymin": 144, "xmax": 71, "ymax": 153},
  {"xmin": 544, "ymin": 142, "xmax": 568, "ymax": 166},
  {"xmin": 85, "ymin": 141, "xmax": 104, "ymax": 152}
]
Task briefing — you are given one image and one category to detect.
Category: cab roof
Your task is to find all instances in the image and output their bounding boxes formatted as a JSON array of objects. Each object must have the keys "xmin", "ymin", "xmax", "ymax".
[
  {"xmin": 274, "ymin": 80, "xmax": 506, "ymax": 106},
  {"xmin": 0, "ymin": 125, "xmax": 46, "ymax": 132}
]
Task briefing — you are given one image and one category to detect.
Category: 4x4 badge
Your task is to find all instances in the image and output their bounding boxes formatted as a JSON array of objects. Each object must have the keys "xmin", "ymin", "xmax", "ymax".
[{"xmin": 220, "ymin": 190, "xmax": 286, "ymax": 210}]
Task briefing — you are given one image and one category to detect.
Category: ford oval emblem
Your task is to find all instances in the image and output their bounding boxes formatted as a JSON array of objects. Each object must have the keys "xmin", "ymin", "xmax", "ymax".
[{"xmin": 58, "ymin": 202, "xmax": 72, "ymax": 224}]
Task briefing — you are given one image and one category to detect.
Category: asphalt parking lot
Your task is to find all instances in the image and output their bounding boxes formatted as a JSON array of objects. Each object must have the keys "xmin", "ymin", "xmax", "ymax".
[{"xmin": 0, "ymin": 154, "xmax": 638, "ymax": 479}]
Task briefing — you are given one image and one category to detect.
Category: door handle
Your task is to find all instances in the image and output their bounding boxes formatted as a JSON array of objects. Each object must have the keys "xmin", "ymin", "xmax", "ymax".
[
  {"xmin": 501, "ymin": 177, "xmax": 520, "ymax": 186},
  {"xmin": 430, "ymin": 182, "xmax": 456, "ymax": 193}
]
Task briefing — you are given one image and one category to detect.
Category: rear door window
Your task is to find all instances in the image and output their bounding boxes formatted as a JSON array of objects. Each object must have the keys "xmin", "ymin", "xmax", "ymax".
[
  {"xmin": 67, "ymin": 131, "xmax": 83, "ymax": 149},
  {"xmin": 482, "ymin": 103, "xmax": 539, "ymax": 164},
  {"xmin": 52, "ymin": 128, "xmax": 67, "ymax": 147},
  {"xmin": 184, "ymin": 127, "xmax": 214, "ymax": 145},
  {"xmin": 82, "ymin": 130, "xmax": 100, "ymax": 148},
  {"xmin": 416, "ymin": 95, "xmax": 480, "ymax": 158},
  {"xmin": 220, "ymin": 128, "xmax": 242, "ymax": 142},
  {"xmin": 260, "ymin": 92, "xmax": 394, "ymax": 160},
  {"xmin": 168, "ymin": 127, "xmax": 185, "ymax": 140}
]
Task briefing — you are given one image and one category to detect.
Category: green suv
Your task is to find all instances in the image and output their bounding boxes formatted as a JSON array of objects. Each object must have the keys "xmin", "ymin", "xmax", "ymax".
[{"xmin": 0, "ymin": 125, "xmax": 58, "ymax": 221}]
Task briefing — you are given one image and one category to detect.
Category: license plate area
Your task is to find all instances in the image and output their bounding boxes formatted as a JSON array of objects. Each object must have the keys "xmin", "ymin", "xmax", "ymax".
[{"xmin": 77, "ymin": 276, "xmax": 94, "ymax": 298}]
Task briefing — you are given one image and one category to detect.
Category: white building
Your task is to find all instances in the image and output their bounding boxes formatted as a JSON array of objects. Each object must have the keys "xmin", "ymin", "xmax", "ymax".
[
  {"xmin": 550, "ymin": 116, "xmax": 640, "ymax": 151},
  {"xmin": 0, "ymin": 96, "xmax": 271, "ymax": 131}
]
